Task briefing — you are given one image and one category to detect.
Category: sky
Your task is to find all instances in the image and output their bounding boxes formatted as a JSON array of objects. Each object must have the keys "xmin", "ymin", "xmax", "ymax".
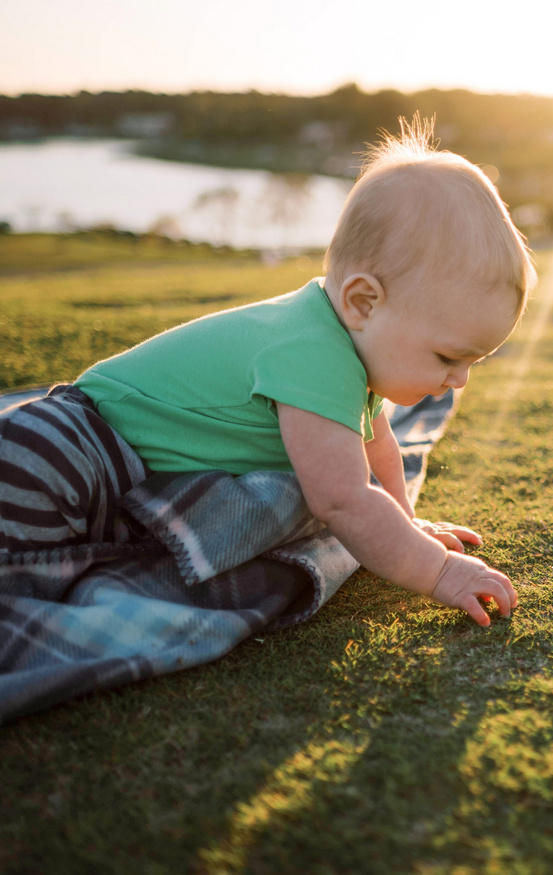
[{"xmin": 2, "ymin": 0, "xmax": 553, "ymax": 98}]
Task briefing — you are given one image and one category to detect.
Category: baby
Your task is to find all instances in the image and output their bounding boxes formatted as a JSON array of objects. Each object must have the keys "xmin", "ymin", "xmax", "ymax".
[{"xmin": 0, "ymin": 121, "xmax": 537, "ymax": 626}]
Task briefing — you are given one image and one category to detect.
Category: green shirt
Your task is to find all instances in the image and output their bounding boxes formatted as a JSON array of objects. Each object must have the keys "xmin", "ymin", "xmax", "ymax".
[{"xmin": 76, "ymin": 279, "xmax": 383, "ymax": 474}]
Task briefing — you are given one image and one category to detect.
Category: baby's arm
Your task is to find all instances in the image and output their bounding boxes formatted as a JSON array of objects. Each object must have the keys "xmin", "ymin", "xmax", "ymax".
[
  {"xmin": 277, "ymin": 403, "xmax": 516, "ymax": 626},
  {"xmin": 367, "ymin": 410, "xmax": 482, "ymax": 553},
  {"xmin": 364, "ymin": 409, "xmax": 415, "ymax": 518}
]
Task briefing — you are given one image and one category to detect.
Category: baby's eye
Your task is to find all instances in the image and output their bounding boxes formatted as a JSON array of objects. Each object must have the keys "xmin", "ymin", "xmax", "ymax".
[{"xmin": 436, "ymin": 354, "xmax": 458, "ymax": 367}]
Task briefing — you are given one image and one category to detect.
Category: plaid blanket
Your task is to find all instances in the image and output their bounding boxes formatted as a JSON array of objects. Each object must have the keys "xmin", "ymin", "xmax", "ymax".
[{"xmin": 0, "ymin": 387, "xmax": 459, "ymax": 724}]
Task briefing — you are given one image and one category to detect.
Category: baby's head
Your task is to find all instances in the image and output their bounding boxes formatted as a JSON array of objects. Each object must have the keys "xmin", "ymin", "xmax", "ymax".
[
  {"xmin": 323, "ymin": 119, "xmax": 538, "ymax": 406},
  {"xmin": 324, "ymin": 117, "xmax": 536, "ymax": 321}
]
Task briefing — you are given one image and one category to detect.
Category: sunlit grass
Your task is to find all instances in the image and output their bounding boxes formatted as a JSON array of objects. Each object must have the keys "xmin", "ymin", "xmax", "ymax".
[
  {"xmin": 0, "ymin": 233, "xmax": 321, "ymax": 389},
  {"xmin": 3, "ymin": 236, "xmax": 553, "ymax": 873}
]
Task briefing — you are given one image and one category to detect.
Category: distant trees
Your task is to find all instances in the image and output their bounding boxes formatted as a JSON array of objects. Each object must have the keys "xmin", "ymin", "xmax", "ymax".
[
  {"xmin": 4, "ymin": 86, "xmax": 553, "ymax": 154},
  {"xmin": 3, "ymin": 86, "xmax": 553, "ymax": 235}
]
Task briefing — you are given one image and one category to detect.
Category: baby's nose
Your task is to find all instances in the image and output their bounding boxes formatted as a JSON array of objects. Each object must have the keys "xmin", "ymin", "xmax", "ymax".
[{"xmin": 445, "ymin": 366, "xmax": 470, "ymax": 389}]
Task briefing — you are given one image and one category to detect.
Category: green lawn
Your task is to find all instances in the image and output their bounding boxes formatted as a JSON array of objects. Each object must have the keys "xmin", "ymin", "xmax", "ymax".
[
  {"xmin": 2, "ymin": 235, "xmax": 553, "ymax": 874},
  {"xmin": 0, "ymin": 233, "xmax": 318, "ymax": 390}
]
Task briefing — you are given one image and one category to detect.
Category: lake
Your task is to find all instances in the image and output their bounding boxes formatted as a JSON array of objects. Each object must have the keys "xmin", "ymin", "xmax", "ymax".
[{"xmin": 0, "ymin": 139, "xmax": 353, "ymax": 251}]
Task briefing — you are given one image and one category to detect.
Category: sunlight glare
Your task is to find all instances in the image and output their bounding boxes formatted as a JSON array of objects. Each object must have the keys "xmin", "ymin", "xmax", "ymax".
[{"xmin": 462, "ymin": 253, "xmax": 553, "ymax": 494}]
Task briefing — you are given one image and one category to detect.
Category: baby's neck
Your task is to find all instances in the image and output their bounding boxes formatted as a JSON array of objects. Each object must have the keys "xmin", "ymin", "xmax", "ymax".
[
  {"xmin": 321, "ymin": 275, "xmax": 349, "ymax": 330},
  {"xmin": 322, "ymin": 275, "xmax": 339, "ymax": 306}
]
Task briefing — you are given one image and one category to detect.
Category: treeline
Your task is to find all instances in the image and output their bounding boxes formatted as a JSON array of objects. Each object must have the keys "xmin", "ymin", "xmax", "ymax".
[
  {"xmin": 3, "ymin": 85, "xmax": 553, "ymax": 232},
  {"xmin": 4, "ymin": 85, "xmax": 553, "ymax": 153}
]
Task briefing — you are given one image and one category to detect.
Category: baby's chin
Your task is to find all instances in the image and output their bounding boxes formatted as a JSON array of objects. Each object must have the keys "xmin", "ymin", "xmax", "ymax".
[{"xmin": 384, "ymin": 390, "xmax": 430, "ymax": 407}]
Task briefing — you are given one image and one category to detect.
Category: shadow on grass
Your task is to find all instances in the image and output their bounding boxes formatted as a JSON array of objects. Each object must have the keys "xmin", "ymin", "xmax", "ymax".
[
  {"xmin": 193, "ymin": 580, "xmax": 553, "ymax": 874},
  {"xmin": 3, "ymin": 577, "xmax": 553, "ymax": 875}
]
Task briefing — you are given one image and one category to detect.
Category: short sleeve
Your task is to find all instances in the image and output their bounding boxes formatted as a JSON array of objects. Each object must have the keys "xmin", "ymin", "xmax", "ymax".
[
  {"xmin": 369, "ymin": 392, "xmax": 384, "ymax": 420},
  {"xmin": 248, "ymin": 329, "xmax": 370, "ymax": 436}
]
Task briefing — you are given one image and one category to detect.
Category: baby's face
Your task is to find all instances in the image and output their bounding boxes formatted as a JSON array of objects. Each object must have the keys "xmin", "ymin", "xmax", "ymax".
[{"xmin": 353, "ymin": 279, "xmax": 519, "ymax": 406}]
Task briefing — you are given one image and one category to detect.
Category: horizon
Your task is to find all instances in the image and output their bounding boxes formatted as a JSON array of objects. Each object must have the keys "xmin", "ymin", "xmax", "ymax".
[
  {"xmin": 3, "ymin": 0, "xmax": 553, "ymax": 102},
  {"xmin": 3, "ymin": 82, "xmax": 553, "ymax": 102}
]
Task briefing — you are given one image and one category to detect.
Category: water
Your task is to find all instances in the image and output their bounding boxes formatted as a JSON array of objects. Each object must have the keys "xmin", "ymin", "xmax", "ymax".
[{"xmin": 0, "ymin": 139, "xmax": 353, "ymax": 251}]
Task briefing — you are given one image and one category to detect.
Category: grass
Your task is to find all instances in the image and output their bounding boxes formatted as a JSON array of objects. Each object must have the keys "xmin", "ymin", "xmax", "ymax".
[
  {"xmin": 2, "ymin": 234, "xmax": 553, "ymax": 873},
  {"xmin": 0, "ymin": 233, "xmax": 318, "ymax": 390}
]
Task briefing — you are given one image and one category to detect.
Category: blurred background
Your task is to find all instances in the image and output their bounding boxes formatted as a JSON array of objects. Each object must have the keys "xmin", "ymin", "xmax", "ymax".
[{"xmin": 2, "ymin": 0, "xmax": 553, "ymax": 252}]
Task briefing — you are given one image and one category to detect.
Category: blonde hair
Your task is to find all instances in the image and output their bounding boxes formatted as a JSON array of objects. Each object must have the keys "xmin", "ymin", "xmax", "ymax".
[{"xmin": 324, "ymin": 117, "xmax": 537, "ymax": 317}]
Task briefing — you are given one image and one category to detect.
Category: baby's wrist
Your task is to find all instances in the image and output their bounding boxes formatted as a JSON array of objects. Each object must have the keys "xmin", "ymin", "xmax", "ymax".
[
  {"xmin": 422, "ymin": 549, "xmax": 449, "ymax": 597},
  {"xmin": 399, "ymin": 533, "xmax": 448, "ymax": 597},
  {"xmin": 429, "ymin": 551, "xmax": 455, "ymax": 600}
]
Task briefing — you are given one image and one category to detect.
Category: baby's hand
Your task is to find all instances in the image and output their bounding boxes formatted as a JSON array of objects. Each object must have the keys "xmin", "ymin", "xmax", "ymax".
[
  {"xmin": 431, "ymin": 551, "xmax": 517, "ymax": 627},
  {"xmin": 413, "ymin": 518, "xmax": 482, "ymax": 553}
]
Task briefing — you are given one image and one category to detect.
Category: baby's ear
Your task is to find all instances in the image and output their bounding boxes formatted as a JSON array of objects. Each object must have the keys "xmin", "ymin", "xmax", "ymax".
[{"xmin": 340, "ymin": 273, "xmax": 386, "ymax": 330}]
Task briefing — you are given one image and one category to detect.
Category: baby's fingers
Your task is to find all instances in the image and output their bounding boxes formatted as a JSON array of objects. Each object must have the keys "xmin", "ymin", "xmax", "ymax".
[
  {"xmin": 430, "ymin": 531, "xmax": 465, "ymax": 553},
  {"xmin": 486, "ymin": 569, "xmax": 518, "ymax": 611},
  {"xmin": 432, "ymin": 552, "xmax": 517, "ymax": 625},
  {"xmin": 458, "ymin": 594, "xmax": 492, "ymax": 627},
  {"xmin": 437, "ymin": 523, "xmax": 482, "ymax": 546},
  {"xmin": 459, "ymin": 576, "xmax": 515, "ymax": 622},
  {"xmin": 414, "ymin": 519, "xmax": 483, "ymax": 547}
]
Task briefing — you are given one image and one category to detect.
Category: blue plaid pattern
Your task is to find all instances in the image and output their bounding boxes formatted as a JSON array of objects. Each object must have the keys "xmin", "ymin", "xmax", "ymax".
[{"xmin": 0, "ymin": 385, "xmax": 458, "ymax": 724}]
